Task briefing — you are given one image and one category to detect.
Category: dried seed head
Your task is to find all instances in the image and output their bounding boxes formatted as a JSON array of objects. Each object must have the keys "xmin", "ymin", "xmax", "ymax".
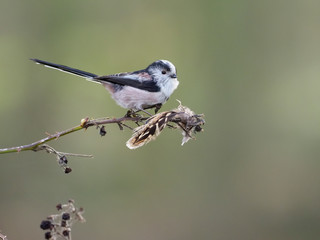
[
  {"xmin": 126, "ymin": 101, "xmax": 204, "ymax": 149},
  {"xmin": 40, "ymin": 200, "xmax": 85, "ymax": 240},
  {"xmin": 126, "ymin": 111, "xmax": 176, "ymax": 149}
]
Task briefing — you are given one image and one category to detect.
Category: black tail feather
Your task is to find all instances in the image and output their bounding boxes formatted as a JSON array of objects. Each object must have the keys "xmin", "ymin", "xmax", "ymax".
[{"xmin": 31, "ymin": 58, "xmax": 98, "ymax": 78}]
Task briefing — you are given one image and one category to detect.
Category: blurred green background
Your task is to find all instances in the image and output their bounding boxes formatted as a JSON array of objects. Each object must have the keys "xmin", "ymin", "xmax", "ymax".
[{"xmin": 1, "ymin": 0, "xmax": 320, "ymax": 239}]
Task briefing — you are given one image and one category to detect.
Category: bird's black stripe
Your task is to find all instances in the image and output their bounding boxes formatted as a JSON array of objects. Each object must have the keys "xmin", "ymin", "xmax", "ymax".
[{"xmin": 95, "ymin": 76, "xmax": 160, "ymax": 92}]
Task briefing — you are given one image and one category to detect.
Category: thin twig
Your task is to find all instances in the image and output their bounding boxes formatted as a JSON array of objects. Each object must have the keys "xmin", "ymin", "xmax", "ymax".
[{"xmin": 0, "ymin": 116, "xmax": 141, "ymax": 154}]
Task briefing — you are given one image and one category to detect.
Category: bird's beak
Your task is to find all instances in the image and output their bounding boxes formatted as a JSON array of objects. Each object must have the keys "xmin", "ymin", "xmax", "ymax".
[{"xmin": 170, "ymin": 74, "xmax": 177, "ymax": 78}]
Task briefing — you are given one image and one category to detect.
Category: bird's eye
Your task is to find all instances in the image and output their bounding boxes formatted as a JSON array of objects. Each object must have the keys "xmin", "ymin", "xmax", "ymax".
[{"xmin": 161, "ymin": 70, "xmax": 166, "ymax": 74}]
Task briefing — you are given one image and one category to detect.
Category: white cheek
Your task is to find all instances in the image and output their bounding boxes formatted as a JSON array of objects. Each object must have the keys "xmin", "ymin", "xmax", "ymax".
[{"xmin": 161, "ymin": 78, "xmax": 179, "ymax": 98}]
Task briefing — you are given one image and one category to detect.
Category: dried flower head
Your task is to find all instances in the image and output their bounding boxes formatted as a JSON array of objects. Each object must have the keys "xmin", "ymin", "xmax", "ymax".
[
  {"xmin": 40, "ymin": 200, "xmax": 85, "ymax": 240},
  {"xmin": 126, "ymin": 101, "xmax": 204, "ymax": 149}
]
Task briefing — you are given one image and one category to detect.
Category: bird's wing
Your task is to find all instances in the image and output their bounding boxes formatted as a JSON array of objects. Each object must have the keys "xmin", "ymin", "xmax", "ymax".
[{"xmin": 95, "ymin": 74, "xmax": 160, "ymax": 92}]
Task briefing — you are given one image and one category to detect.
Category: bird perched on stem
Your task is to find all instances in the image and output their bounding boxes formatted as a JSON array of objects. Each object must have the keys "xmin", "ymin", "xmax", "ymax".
[{"xmin": 31, "ymin": 58, "xmax": 179, "ymax": 113}]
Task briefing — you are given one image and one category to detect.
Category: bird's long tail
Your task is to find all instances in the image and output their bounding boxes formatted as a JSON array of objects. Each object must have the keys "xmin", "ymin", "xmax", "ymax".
[{"xmin": 31, "ymin": 58, "xmax": 98, "ymax": 80}]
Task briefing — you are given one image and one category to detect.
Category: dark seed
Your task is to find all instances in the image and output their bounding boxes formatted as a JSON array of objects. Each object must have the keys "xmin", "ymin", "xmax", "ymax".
[
  {"xmin": 44, "ymin": 231, "xmax": 52, "ymax": 239},
  {"xmin": 100, "ymin": 126, "xmax": 107, "ymax": 136},
  {"xmin": 62, "ymin": 213, "xmax": 70, "ymax": 220},
  {"xmin": 62, "ymin": 230, "xmax": 70, "ymax": 237},
  {"xmin": 40, "ymin": 220, "xmax": 52, "ymax": 230}
]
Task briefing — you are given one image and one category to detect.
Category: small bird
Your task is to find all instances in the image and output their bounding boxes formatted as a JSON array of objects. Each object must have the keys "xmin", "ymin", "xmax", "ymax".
[{"xmin": 31, "ymin": 58, "xmax": 179, "ymax": 112}]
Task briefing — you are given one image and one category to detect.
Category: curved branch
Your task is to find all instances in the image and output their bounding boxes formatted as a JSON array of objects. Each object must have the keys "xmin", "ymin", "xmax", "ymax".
[
  {"xmin": 0, "ymin": 102, "xmax": 205, "ymax": 156},
  {"xmin": 0, "ymin": 116, "xmax": 141, "ymax": 154}
]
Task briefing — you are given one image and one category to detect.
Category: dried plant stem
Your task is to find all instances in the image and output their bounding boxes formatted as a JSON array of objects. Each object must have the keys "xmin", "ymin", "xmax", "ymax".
[
  {"xmin": 0, "ymin": 116, "xmax": 141, "ymax": 154},
  {"xmin": 0, "ymin": 232, "xmax": 8, "ymax": 240}
]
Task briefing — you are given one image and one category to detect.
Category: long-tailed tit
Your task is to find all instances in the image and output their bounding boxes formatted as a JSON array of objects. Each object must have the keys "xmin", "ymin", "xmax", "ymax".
[{"xmin": 31, "ymin": 58, "xmax": 179, "ymax": 112}]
